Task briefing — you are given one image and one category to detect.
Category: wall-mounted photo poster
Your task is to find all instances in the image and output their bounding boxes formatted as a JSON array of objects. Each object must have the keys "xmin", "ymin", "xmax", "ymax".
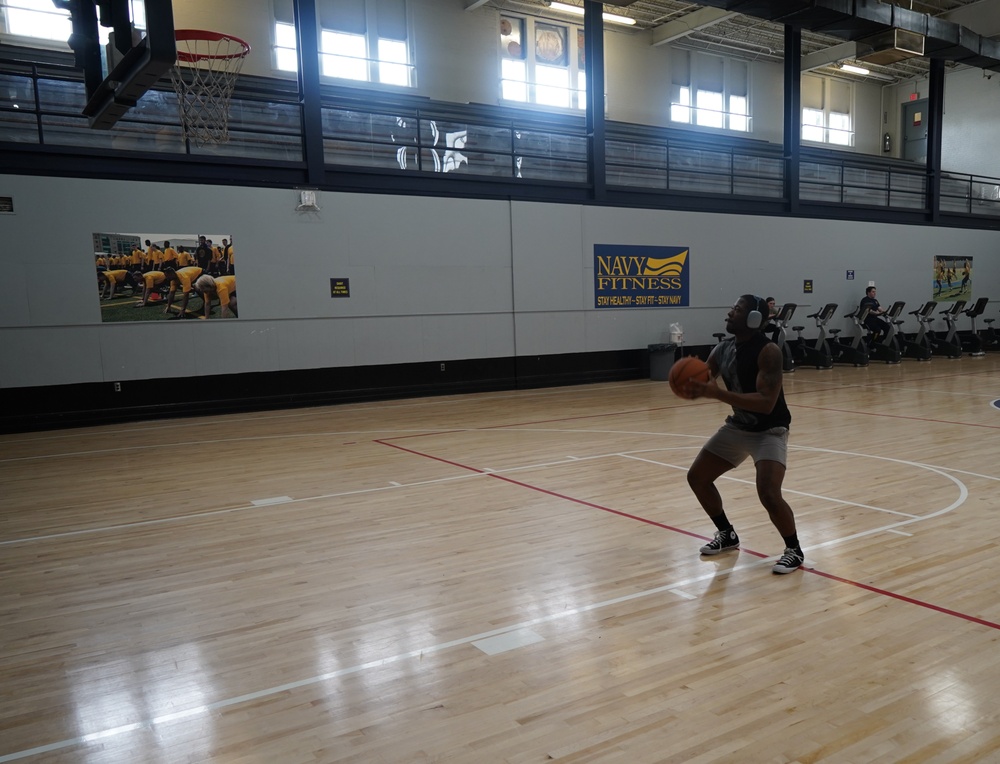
[
  {"xmin": 933, "ymin": 255, "xmax": 972, "ymax": 302},
  {"xmin": 93, "ymin": 232, "xmax": 237, "ymax": 321}
]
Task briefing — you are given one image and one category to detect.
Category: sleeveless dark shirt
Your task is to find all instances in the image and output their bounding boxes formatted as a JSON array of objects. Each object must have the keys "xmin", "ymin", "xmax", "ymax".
[{"xmin": 711, "ymin": 332, "xmax": 791, "ymax": 432}]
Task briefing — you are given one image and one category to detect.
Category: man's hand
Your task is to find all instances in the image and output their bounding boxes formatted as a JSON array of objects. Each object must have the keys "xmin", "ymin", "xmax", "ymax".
[{"xmin": 685, "ymin": 376, "xmax": 719, "ymax": 399}]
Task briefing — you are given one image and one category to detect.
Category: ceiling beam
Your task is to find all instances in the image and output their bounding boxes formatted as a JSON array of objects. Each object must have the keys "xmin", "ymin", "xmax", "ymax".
[
  {"xmin": 801, "ymin": 41, "xmax": 859, "ymax": 72},
  {"xmin": 464, "ymin": 0, "xmax": 491, "ymax": 10},
  {"xmin": 940, "ymin": 0, "xmax": 1000, "ymax": 38},
  {"xmin": 651, "ymin": 8, "xmax": 736, "ymax": 47}
]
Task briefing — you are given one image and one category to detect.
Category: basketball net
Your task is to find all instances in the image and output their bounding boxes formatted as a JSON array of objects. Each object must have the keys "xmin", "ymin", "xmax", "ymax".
[{"xmin": 169, "ymin": 31, "xmax": 250, "ymax": 147}]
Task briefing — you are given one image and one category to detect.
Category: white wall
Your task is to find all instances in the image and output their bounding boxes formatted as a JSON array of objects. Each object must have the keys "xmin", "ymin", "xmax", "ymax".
[
  {"xmin": 940, "ymin": 67, "xmax": 1000, "ymax": 178},
  {"xmin": 164, "ymin": 0, "xmax": 908, "ymax": 154},
  {"xmin": 881, "ymin": 67, "xmax": 1000, "ymax": 177},
  {"xmin": 6, "ymin": 0, "xmax": 994, "ymax": 164},
  {"xmin": 2, "ymin": 172, "xmax": 997, "ymax": 389}
]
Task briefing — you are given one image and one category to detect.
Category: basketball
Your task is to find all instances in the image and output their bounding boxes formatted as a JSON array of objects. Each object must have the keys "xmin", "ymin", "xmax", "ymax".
[{"xmin": 668, "ymin": 356, "xmax": 710, "ymax": 399}]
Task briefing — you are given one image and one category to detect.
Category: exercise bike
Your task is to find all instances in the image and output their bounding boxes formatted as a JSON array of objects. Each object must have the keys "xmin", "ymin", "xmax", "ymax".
[
  {"xmin": 900, "ymin": 301, "xmax": 935, "ymax": 361},
  {"xmin": 867, "ymin": 300, "xmax": 904, "ymax": 364},
  {"xmin": 927, "ymin": 301, "xmax": 964, "ymax": 359},
  {"xmin": 958, "ymin": 296, "xmax": 988, "ymax": 356},
  {"xmin": 768, "ymin": 303, "xmax": 797, "ymax": 373},
  {"xmin": 789, "ymin": 303, "xmax": 837, "ymax": 370},
  {"xmin": 828, "ymin": 305, "xmax": 869, "ymax": 367},
  {"xmin": 980, "ymin": 306, "xmax": 1000, "ymax": 352}
]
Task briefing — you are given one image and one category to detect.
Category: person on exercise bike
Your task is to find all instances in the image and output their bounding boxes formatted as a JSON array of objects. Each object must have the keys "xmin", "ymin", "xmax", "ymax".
[
  {"xmin": 764, "ymin": 297, "xmax": 780, "ymax": 332},
  {"xmin": 860, "ymin": 286, "xmax": 891, "ymax": 341}
]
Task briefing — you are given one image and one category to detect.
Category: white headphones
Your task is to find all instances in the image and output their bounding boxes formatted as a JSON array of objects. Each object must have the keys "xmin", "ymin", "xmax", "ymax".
[{"xmin": 746, "ymin": 294, "xmax": 765, "ymax": 330}]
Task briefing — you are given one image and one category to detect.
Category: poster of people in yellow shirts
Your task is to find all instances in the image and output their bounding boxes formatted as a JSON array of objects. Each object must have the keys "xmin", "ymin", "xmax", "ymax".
[
  {"xmin": 93, "ymin": 232, "xmax": 236, "ymax": 321},
  {"xmin": 933, "ymin": 256, "xmax": 972, "ymax": 302}
]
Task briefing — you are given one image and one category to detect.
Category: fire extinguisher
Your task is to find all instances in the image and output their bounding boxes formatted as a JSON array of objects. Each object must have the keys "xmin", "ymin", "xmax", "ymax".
[{"xmin": 883, "ymin": 132, "xmax": 891, "ymax": 153}]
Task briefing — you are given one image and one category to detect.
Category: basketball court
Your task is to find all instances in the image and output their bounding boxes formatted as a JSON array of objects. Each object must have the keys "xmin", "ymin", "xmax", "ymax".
[
  {"xmin": 4, "ymin": 1, "xmax": 1000, "ymax": 761},
  {"xmin": 3, "ymin": 357, "xmax": 1000, "ymax": 762}
]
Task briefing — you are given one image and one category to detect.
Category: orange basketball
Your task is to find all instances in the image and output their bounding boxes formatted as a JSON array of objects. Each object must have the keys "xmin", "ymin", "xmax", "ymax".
[{"xmin": 668, "ymin": 356, "xmax": 711, "ymax": 399}]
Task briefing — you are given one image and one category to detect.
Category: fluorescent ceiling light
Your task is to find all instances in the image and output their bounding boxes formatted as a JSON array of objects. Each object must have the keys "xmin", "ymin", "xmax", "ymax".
[
  {"xmin": 549, "ymin": 2, "xmax": 636, "ymax": 25},
  {"xmin": 840, "ymin": 63, "xmax": 870, "ymax": 75}
]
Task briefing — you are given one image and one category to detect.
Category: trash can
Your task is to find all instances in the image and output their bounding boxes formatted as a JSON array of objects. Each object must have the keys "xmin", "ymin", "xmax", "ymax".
[{"xmin": 648, "ymin": 343, "xmax": 677, "ymax": 381}]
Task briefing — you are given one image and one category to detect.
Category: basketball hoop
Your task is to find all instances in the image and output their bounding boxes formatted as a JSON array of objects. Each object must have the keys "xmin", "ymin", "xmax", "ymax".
[{"xmin": 169, "ymin": 30, "xmax": 251, "ymax": 147}]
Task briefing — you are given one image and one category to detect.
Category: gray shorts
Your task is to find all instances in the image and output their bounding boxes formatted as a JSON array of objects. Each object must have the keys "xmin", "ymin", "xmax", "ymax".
[{"xmin": 703, "ymin": 422, "xmax": 789, "ymax": 468}]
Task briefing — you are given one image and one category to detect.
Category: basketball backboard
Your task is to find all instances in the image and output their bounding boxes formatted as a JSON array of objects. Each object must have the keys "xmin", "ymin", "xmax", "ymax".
[{"xmin": 58, "ymin": 0, "xmax": 177, "ymax": 129}]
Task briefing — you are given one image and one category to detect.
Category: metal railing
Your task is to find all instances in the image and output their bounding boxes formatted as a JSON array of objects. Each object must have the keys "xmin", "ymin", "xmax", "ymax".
[{"xmin": 2, "ymin": 53, "xmax": 998, "ymax": 224}]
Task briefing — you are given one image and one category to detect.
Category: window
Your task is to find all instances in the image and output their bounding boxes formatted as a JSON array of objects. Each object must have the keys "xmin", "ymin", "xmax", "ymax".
[
  {"xmin": 828, "ymin": 111, "xmax": 852, "ymax": 146},
  {"xmin": 801, "ymin": 74, "xmax": 854, "ymax": 146},
  {"xmin": 274, "ymin": 22, "xmax": 298, "ymax": 72},
  {"xmin": 322, "ymin": 30, "xmax": 367, "ymax": 80},
  {"xmin": 669, "ymin": 51, "xmax": 750, "ymax": 133},
  {"xmin": 695, "ymin": 90, "xmax": 723, "ymax": 128},
  {"xmin": 272, "ymin": 0, "xmax": 413, "ymax": 87},
  {"xmin": 499, "ymin": 15, "xmax": 587, "ymax": 111},
  {"xmin": 802, "ymin": 107, "xmax": 825, "ymax": 142},
  {"xmin": 670, "ymin": 87, "xmax": 691, "ymax": 123},
  {"xmin": 1, "ymin": 0, "xmax": 144, "ymax": 45}
]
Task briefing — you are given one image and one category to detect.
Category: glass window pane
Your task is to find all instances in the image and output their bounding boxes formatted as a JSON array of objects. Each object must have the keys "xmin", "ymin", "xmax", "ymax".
[
  {"xmin": 802, "ymin": 107, "xmax": 825, "ymax": 142},
  {"xmin": 130, "ymin": 0, "xmax": 146, "ymax": 29},
  {"xmin": 377, "ymin": 38, "xmax": 409, "ymax": 86},
  {"xmin": 501, "ymin": 59, "xmax": 527, "ymax": 102},
  {"xmin": 275, "ymin": 22, "xmax": 297, "ymax": 48},
  {"xmin": 322, "ymin": 31, "xmax": 368, "ymax": 81},
  {"xmin": 803, "ymin": 108, "xmax": 824, "ymax": 126},
  {"xmin": 802, "ymin": 125, "xmax": 825, "ymax": 142},
  {"xmin": 695, "ymin": 90, "xmax": 723, "ymax": 128},
  {"xmin": 535, "ymin": 64, "xmax": 569, "ymax": 109},
  {"xmin": 729, "ymin": 95, "xmax": 748, "ymax": 132},
  {"xmin": 8, "ymin": 0, "xmax": 72, "ymax": 40},
  {"xmin": 500, "ymin": 16, "xmax": 524, "ymax": 60},
  {"xmin": 670, "ymin": 86, "xmax": 690, "ymax": 123},
  {"xmin": 276, "ymin": 48, "xmax": 298, "ymax": 72},
  {"xmin": 576, "ymin": 72, "xmax": 586, "ymax": 111},
  {"xmin": 829, "ymin": 111, "xmax": 851, "ymax": 145},
  {"xmin": 275, "ymin": 22, "xmax": 297, "ymax": 72}
]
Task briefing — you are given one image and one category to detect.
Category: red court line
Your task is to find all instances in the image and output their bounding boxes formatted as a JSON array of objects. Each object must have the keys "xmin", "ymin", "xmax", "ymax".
[
  {"xmin": 376, "ymin": 438, "xmax": 1000, "ymax": 632},
  {"xmin": 807, "ymin": 568, "xmax": 1000, "ymax": 629},
  {"xmin": 792, "ymin": 403, "xmax": 1000, "ymax": 429}
]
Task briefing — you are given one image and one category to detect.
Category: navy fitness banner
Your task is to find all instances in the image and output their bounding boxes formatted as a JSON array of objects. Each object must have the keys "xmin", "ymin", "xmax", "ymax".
[{"xmin": 594, "ymin": 244, "xmax": 689, "ymax": 308}]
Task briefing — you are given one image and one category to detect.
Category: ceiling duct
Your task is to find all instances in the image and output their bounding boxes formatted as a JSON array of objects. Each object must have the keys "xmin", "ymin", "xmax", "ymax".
[{"xmin": 856, "ymin": 27, "xmax": 925, "ymax": 65}]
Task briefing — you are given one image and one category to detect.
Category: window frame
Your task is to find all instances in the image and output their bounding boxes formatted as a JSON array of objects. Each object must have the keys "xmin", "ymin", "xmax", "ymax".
[
  {"xmin": 669, "ymin": 50, "xmax": 752, "ymax": 134},
  {"xmin": 499, "ymin": 13, "xmax": 591, "ymax": 112},
  {"xmin": 800, "ymin": 74, "xmax": 856, "ymax": 147},
  {"xmin": 0, "ymin": 0, "xmax": 146, "ymax": 50},
  {"xmin": 272, "ymin": 0, "xmax": 414, "ymax": 89}
]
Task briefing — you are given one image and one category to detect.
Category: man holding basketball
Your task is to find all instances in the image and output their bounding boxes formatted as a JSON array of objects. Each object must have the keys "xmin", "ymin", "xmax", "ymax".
[{"xmin": 684, "ymin": 294, "xmax": 804, "ymax": 574}]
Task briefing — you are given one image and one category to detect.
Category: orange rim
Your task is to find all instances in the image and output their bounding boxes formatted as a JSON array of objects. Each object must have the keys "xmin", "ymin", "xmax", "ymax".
[{"xmin": 174, "ymin": 29, "xmax": 251, "ymax": 62}]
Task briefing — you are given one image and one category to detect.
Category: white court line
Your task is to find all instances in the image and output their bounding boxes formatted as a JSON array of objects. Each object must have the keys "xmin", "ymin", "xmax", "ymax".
[
  {"xmin": 0, "ymin": 557, "xmax": 768, "ymax": 764},
  {"xmin": 0, "ymin": 437, "xmax": 990, "ymax": 760},
  {"xmin": 250, "ymin": 496, "xmax": 293, "ymax": 506},
  {"xmin": 621, "ymin": 452, "xmax": 921, "ymax": 519},
  {"xmin": 3, "ymin": 436, "xmax": 994, "ymax": 547}
]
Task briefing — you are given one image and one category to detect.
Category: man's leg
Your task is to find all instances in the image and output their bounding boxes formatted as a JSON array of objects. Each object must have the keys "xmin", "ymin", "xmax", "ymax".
[
  {"xmin": 755, "ymin": 459, "xmax": 795, "ymax": 536},
  {"xmin": 756, "ymin": 459, "xmax": 803, "ymax": 573},
  {"xmin": 688, "ymin": 449, "xmax": 735, "ymax": 519},
  {"xmin": 688, "ymin": 449, "xmax": 739, "ymax": 554}
]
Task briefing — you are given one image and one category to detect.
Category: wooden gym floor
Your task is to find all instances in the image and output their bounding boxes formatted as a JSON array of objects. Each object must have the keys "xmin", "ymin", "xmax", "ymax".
[{"xmin": 2, "ymin": 354, "xmax": 1000, "ymax": 763}]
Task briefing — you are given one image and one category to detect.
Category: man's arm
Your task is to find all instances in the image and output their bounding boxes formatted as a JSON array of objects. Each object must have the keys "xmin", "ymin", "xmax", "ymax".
[{"xmin": 691, "ymin": 343, "xmax": 783, "ymax": 414}]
